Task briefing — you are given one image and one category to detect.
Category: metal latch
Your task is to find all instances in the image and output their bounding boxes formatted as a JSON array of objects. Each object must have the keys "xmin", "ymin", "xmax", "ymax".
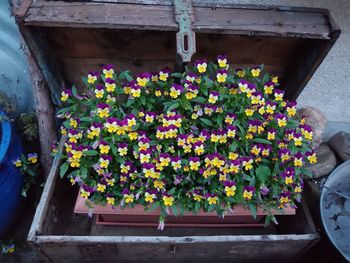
[{"xmin": 174, "ymin": 0, "xmax": 196, "ymax": 63}]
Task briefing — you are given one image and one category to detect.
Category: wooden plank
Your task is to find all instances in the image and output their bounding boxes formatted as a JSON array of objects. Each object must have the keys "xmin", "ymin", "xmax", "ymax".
[
  {"xmin": 10, "ymin": 0, "xmax": 33, "ymax": 18},
  {"xmin": 193, "ymin": 7, "xmax": 330, "ymax": 39},
  {"xmin": 24, "ymin": 1, "xmax": 332, "ymax": 39},
  {"xmin": 25, "ymin": 1, "xmax": 177, "ymax": 31},
  {"xmin": 27, "ymin": 136, "xmax": 65, "ymax": 242},
  {"xmin": 36, "ymin": 239, "xmax": 316, "ymax": 262},
  {"xmin": 35, "ymin": 233, "xmax": 318, "ymax": 243},
  {"xmin": 17, "ymin": 24, "xmax": 64, "ymax": 106},
  {"xmin": 24, "ymin": 40, "xmax": 57, "ymax": 176}
]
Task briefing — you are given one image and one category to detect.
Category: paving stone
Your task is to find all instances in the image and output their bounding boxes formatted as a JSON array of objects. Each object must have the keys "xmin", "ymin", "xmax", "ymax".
[
  {"xmin": 329, "ymin": 131, "xmax": 350, "ymax": 161},
  {"xmin": 298, "ymin": 107, "xmax": 327, "ymax": 148},
  {"xmin": 305, "ymin": 143, "xmax": 337, "ymax": 179}
]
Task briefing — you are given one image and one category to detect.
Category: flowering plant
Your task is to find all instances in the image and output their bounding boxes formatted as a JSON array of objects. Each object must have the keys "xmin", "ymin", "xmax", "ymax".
[
  {"xmin": 13, "ymin": 153, "xmax": 39, "ymax": 197},
  {"xmin": 57, "ymin": 55, "xmax": 316, "ymax": 226}
]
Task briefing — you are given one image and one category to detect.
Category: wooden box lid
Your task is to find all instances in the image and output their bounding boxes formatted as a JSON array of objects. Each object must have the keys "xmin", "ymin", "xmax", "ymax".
[{"xmin": 13, "ymin": 0, "xmax": 340, "ymax": 102}]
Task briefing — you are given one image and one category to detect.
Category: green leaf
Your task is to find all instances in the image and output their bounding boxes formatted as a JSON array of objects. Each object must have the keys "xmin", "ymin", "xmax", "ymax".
[
  {"xmin": 84, "ymin": 150, "xmax": 99, "ymax": 156},
  {"xmin": 172, "ymin": 206, "xmax": 178, "ymax": 217},
  {"xmin": 126, "ymin": 99, "xmax": 134, "ymax": 107},
  {"xmin": 171, "ymin": 72, "xmax": 183, "ymax": 78},
  {"xmin": 119, "ymin": 70, "xmax": 133, "ymax": 82},
  {"xmin": 207, "ymin": 204, "xmax": 215, "ymax": 212},
  {"xmin": 255, "ymin": 166, "xmax": 271, "ymax": 183},
  {"xmin": 192, "ymin": 97, "xmax": 207, "ymax": 104},
  {"xmin": 140, "ymin": 96, "xmax": 146, "ymax": 106},
  {"xmin": 200, "ymin": 118, "xmax": 214, "ymax": 126},
  {"xmin": 59, "ymin": 163, "xmax": 69, "ymax": 178},
  {"xmin": 81, "ymin": 167, "xmax": 88, "ymax": 179},
  {"xmin": 249, "ymin": 203, "xmax": 257, "ymax": 219},
  {"xmin": 72, "ymin": 85, "xmax": 78, "ymax": 96},
  {"xmin": 253, "ymin": 138, "xmax": 272, "ymax": 144},
  {"xmin": 230, "ymin": 142, "xmax": 238, "ymax": 152},
  {"xmin": 167, "ymin": 101, "xmax": 180, "ymax": 112}
]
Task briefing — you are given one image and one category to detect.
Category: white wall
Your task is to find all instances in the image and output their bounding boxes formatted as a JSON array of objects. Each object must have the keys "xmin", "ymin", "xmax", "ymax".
[{"xmin": 226, "ymin": 0, "xmax": 350, "ymax": 123}]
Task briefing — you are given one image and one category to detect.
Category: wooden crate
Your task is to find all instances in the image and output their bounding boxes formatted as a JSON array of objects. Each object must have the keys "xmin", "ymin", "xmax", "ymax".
[
  {"xmin": 27, "ymin": 143, "xmax": 319, "ymax": 262},
  {"xmin": 12, "ymin": 0, "xmax": 340, "ymax": 262}
]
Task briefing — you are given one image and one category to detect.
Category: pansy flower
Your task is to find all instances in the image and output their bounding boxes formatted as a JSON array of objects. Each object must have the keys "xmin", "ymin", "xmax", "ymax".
[
  {"xmin": 267, "ymin": 128, "xmax": 276, "ymax": 141},
  {"xmin": 224, "ymin": 181, "xmax": 236, "ymax": 197},
  {"xmin": 238, "ymin": 80, "xmax": 249, "ymax": 93},
  {"xmin": 279, "ymin": 192, "xmax": 290, "ymax": 205},
  {"xmin": 251, "ymin": 91, "xmax": 264, "ymax": 105},
  {"xmin": 13, "ymin": 159, "xmax": 22, "ymax": 167},
  {"xmin": 189, "ymin": 157, "xmax": 200, "ymax": 171},
  {"xmin": 27, "ymin": 153, "xmax": 38, "ymax": 164},
  {"xmin": 281, "ymin": 169, "xmax": 294, "ymax": 185},
  {"xmin": 293, "ymin": 133, "xmax": 303, "ymax": 147},
  {"xmin": 251, "ymin": 66, "xmax": 261, "ymax": 77},
  {"xmin": 130, "ymin": 84, "xmax": 142, "ymax": 98},
  {"xmin": 104, "ymin": 117, "xmax": 117, "ymax": 133},
  {"xmin": 217, "ymin": 54, "xmax": 228, "ymax": 68},
  {"xmin": 102, "ymin": 64, "xmax": 114, "ymax": 78},
  {"xmin": 170, "ymin": 83, "xmax": 184, "ymax": 99},
  {"xmin": 263, "ymin": 81, "xmax": 274, "ymax": 95},
  {"xmin": 145, "ymin": 190, "xmax": 157, "ymax": 203},
  {"xmin": 105, "ymin": 78, "xmax": 116, "ymax": 93},
  {"xmin": 185, "ymin": 84, "xmax": 199, "ymax": 100},
  {"xmin": 225, "ymin": 113, "xmax": 237, "ymax": 125},
  {"xmin": 261, "ymin": 145, "xmax": 272, "ymax": 157},
  {"xmin": 159, "ymin": 68, "xmax": 170, "ymax": 81},
  {"xmin": 305, "ymin": 151, "xmax": 317, "ymax": 164},
  {"xmin": 185, "ymin": 73, "xmax": 197, "ymax": 83},
  {"xmin": 162, "ymin": 194, "xmax": 174, "ymax": 206},
  {"xmin": 136, "ymin": 72, "xmax": 150, "ymax": 87},
  {"xmin": 275, "ymin": 113, "xmax": 287, "ymax": 128},
  {"xmin": 122, "ymin": 189, "xmax": 135, "ymax": 204},
  {"xmin": 260, "ymin": 185, "xmax": 270, "ymax": 196},
  {"xmin": 243, "ymin": 186, "xmax": 255, "ymax": 200},
  {"xmin": 236, "ymin": 68, "xmax": 245, "ymax": 78},
  {"xmin": 123, "ymin": 81, "xmax": 133, "ymax": 95},
  {"xmin": 117, "ymin": 143, "xmax": 128, "ymax": 156},
  {"xmin": 97, "ymin": 183, "xmax": 106, "ymax": 192},
  {"xmin": 216, "ymin": 69, "xmax": 228, "ymax": 83},
  {"xmin": 87, "ymin": 71, "xmax": 98, "ymax": 84},
  {"xmin": 61, "ymin": 89, "xmax": 72, "ymax": 102},
  {"xmin": 193, "ymin": 141, "xmax": 204, "ymax": 155},
  {"xmin": 245, "ymin": 108, "xmax": 255, "ymax": 117},
  {"xmin": 286, "ymin": 101, "xmax": 297, "ymax": 117},
  {"xmin": 96, "ymin": 103, "xmax": 110, "ymax": 118},
  {"xmin": 192, "ymin": 190, "xmax": 203, "ymax": 202},
  {"xmin": 300, "ymin": 124, "xmax": 313, "ymax": 141},
  {"xmin": 94, "ymin": 85, "xmax": 105, "ymax": 99},
  {"xmin": 293, "ymin": 153, "xmax": 304, "ymax": 167},
  {"xmin": 278, "ymin": 148, "xmax": 291, "ymax": 163},
  {"xmin": 99, "ymin": 155, "xmax": 112, "ymax": 169},
  {"xmin": 227, "ymin": 125, "xmax": 237, "ymax": 138},
  {"xmin": 274, "ymin": 89, "xmax": 285, "ymax": 101},
  {"xmin": 265, "ymin": 101, "xmax": 276, "ymax": 114},
  {"xmin": 205, "ymin": 193, "xmax": 218, "ymax": 205},
  {"xmin": 99, "ymin": 141, "xmax": 110, "ymax": 154},
  {"xmin": 171, "ymin": 156, "xmax": 182, "ymax": 170},
  {"xmin": 241, "ymin": 156, "xmax": 254, "ymax": 171},
  {"xmin": 194, "ymin": 59, "xmax": 207, "ymax": 73},
  {"xmin": 106, "ymin": 195, "xmax": 115, "ymax": 205}
]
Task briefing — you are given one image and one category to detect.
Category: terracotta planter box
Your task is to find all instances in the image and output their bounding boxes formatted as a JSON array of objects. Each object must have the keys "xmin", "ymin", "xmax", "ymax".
[{"xmin": 74, "ymin": 194, "xmax": 295, "ymax": 227}]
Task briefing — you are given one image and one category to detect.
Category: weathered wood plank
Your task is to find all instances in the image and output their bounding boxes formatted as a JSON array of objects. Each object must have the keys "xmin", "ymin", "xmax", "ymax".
[
  {"xmin": 10, "ymin": 0, "xmax": 33, "ymax": 18},
  {"xmin": 26, "ymin": 1, "xmax": 177, "ymax": 31},
  {"xmin": 27, "ymin": 136, "xmax": 65, "ymax": 242},
  {"xmin": 25, "ymin": 0, "xmax": 331, "ymax": 39},
  {"xmin": 24, "ymin": 41, "xmax": 57, "ymax": 176},
  {"xmin": 17, "ymin": 24, "xmax": 64, "ymax": 106}
]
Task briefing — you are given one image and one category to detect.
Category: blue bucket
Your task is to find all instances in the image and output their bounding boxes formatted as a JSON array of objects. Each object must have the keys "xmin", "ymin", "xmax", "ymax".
[{"xmin": 0, "ymin": 110, "xmax": 23, "ymax": 238}]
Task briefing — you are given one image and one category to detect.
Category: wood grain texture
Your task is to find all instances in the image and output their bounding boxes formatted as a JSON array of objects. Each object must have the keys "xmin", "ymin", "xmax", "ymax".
[
  {"xmin": 25, "ymin": 0, "xmax": 331, "ymax": 39},
  {"xmin": 25, "ymin": 41, "xmax": 57, "ymax": 176}
]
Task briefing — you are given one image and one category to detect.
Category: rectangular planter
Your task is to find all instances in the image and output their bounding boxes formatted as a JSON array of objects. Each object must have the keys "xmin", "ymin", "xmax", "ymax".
[{"xmin": 74, "ymin": 194, "xmax": 295, "ymax": 227}]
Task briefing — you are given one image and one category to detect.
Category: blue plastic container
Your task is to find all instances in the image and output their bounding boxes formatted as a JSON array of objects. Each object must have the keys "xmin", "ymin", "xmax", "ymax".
[{"xmin": 0, "ymin": 110, "xmax": 23, "ymax": 238}]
